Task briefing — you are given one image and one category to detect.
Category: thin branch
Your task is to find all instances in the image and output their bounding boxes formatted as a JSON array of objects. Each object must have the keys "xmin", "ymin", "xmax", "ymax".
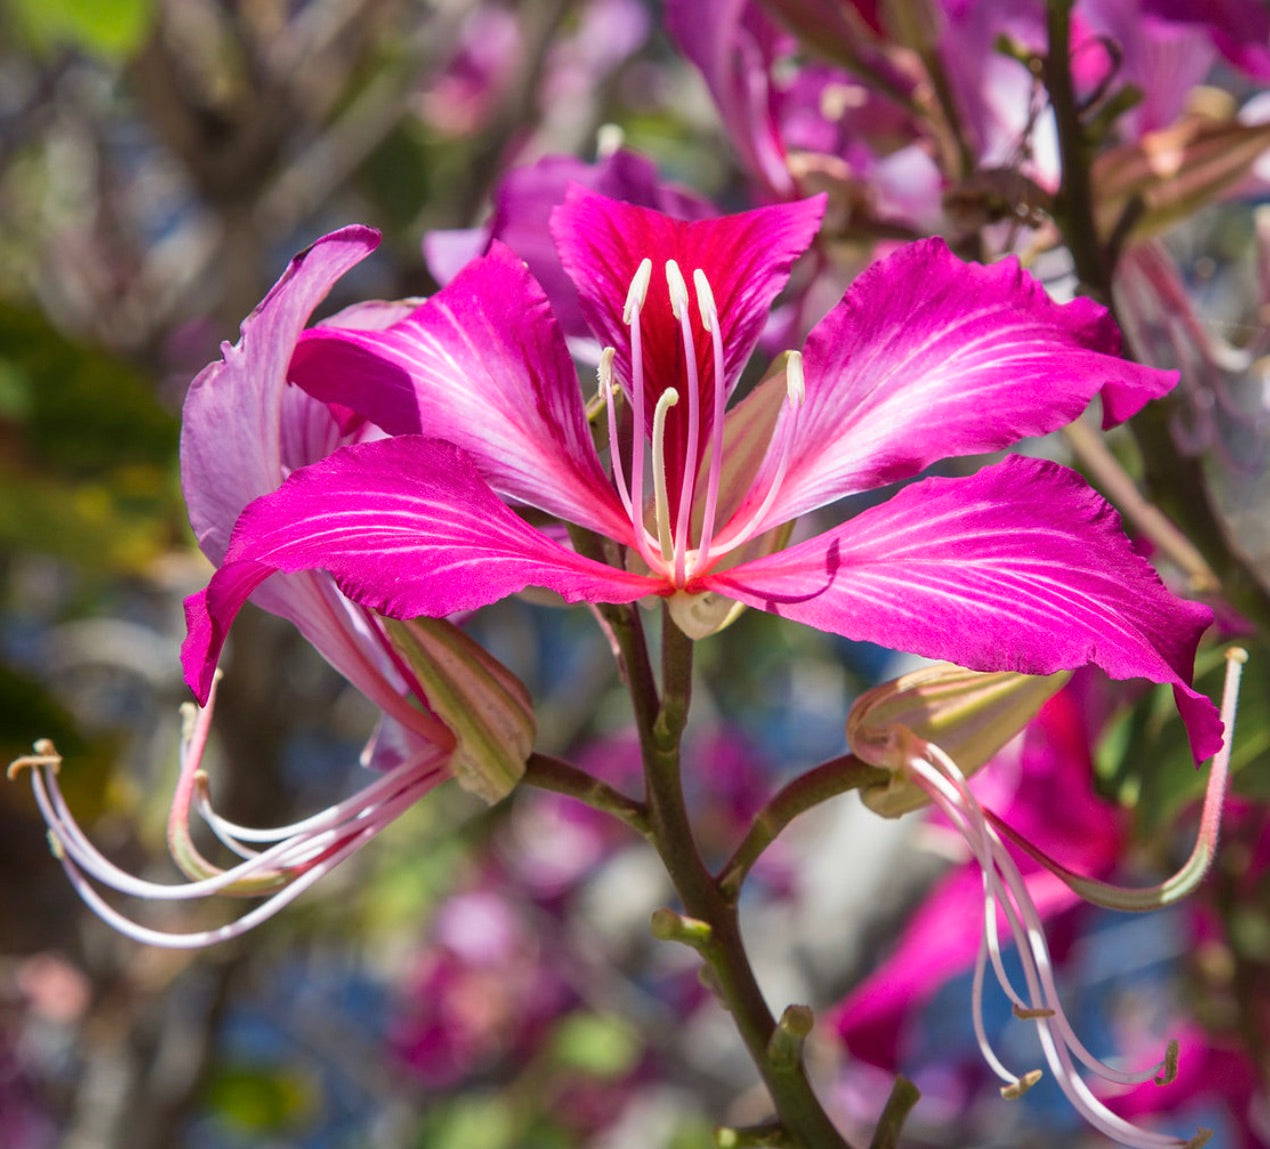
[
  {"xmin": 718, "ymin": 756, "xmax": 889, "ymax": 902},
  {"xmin": 521, "ymin": 752, "xmax": 651, "ymax": 840}
]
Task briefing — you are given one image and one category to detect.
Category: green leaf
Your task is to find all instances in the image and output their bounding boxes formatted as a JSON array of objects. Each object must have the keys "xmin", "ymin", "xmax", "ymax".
[
  {"xmin": 0, "ymin": 303, "xmax": 178, "ymax": 477},
  {"xmin": 203, "ymin": 1063, "xmax": 316, "ymax": 1134},
  {"xmin": 5, "ymin": 0, "xmax": 156, "ymax": 59},
  {"xmin": 423, "ymin": 1095, "xmax": 516, "ymax": 1149},
  {"xmin": 1099, "ymin": 643, "xmax": 1270, "ymax": 840},
  {"xmin": 550, "ymin": 1012, "xmax": 640, "ymax": 1079}
]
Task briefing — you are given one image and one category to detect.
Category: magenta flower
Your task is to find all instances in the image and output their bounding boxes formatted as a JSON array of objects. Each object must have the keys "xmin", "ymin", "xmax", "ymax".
[
  {"xmin": 182, "ymin": 190, "xmax": 1221, "ymax": 760},
  {"xmin": 6, "ymin": 230, "xmax": 539, "ymax": 948}
]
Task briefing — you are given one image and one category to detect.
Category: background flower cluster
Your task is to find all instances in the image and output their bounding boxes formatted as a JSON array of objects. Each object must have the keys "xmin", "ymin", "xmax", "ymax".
[{"xmin": 1, "ymin": 1, "xmax": 1268, "ymax": 1147}]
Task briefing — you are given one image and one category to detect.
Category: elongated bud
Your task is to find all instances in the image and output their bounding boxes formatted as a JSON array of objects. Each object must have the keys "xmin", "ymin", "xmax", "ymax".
[
  {"xmin": 383, "ymin": 618, "xmax": 534, "ymax": 803},
  {"xmin": 848, "ymin": 663, "xmax": 1070, "ymax": 816}
]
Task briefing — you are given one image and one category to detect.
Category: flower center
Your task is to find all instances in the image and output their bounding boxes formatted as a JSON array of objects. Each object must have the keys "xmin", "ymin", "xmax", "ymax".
[{"xmin": 601, "ymin": 259, "xmax": 804, "ymax": 588}]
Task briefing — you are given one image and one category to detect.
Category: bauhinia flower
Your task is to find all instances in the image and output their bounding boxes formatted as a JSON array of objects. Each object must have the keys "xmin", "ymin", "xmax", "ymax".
[
  {"xmin": 182, "ymin": 189, "xmax": 1222, "ymax": 763},
  {"xmin": 842, "ymin": 651, "xmax": 1248, "ymax": 1149},
  {"xmin": 7, "ymin": 230, "xmax": 535, "ymax": 947}
]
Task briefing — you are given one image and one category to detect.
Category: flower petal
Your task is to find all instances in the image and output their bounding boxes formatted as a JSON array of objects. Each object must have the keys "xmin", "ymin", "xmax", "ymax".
[
  {"xmin": 731, "ymin": 239, "xmax": 1177, "ymax": 535},
  {"xmin": 289, "ymin": 243, "xmax": 629, "ymax": 539},
  {"xmin": 179, "ymin": 228, "xmax": 447, "ymax": 746},
  {"xmin": 706, "ymin": 455, "xmax": 1220, "ymax": 761},
  {"xmin": 425, "ymin": 150, "xmax": 715, "ymax": 339},
  {"xmin": 552, "ymin": 187, "xmax": 825, "ymax": 405},
  {"xmin": 552, "ymin": 187, "xmax": 824, "ymax": 515},
  {"xmin": 181, "ymin": 226, "xmax": 381, "ymax": 565},
  {"xmin": 182, "ymin": 436, "xmax": 661, "ymax": 703}
]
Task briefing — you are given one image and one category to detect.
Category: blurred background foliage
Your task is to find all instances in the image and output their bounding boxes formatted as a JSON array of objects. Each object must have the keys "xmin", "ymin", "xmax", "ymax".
[{"xmin": 0, "ymin": 2, "xmax": 1267, "ymax": 1148}]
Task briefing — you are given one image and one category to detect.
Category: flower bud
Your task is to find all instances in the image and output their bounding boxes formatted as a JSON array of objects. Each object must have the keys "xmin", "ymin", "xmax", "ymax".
[
  {"xmin": 384, "ymin": 617, "xmax": 535, "ymax": 804},
  {"xmin": 848, "ymin": 662, "xmax": 1070, "ymax": 816}
]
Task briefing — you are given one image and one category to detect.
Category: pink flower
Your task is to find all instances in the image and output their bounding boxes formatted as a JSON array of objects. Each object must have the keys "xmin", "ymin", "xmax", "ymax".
[
  {"xmin": 182, "ymin": 191, "xmax": 1221, "ymax": 761},
  {"xmin": 6, "ymin": 230, "xmax": 537, "ymax": 948}
]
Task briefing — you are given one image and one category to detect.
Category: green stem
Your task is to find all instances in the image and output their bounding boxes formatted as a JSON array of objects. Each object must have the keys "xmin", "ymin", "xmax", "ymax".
[
  {"xmin": 1045, "ymin": 0, "xmax": 1110, "ymax": 298},
  {"xmin": 636, "ymin": 613, "xmax": 851, "ymax": 1149},
  {"xmin": 718, "ymin": 755, "xmax": 889, "ymax": 902},
  {"xmin": 521, "ymin": 752, "xmax": 652, "ymax": 841},
  {"xmin": 867, "ymin": 1077, "xmax": 921, "ymax": 1149},
  {"xmin": 1042, "ymin": 2, "xmax": 1270, "ymax": 633}
]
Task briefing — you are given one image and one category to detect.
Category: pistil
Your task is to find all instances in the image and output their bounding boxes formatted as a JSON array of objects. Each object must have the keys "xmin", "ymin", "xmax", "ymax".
[
  {"xmin": 652, "ymin": 387, "xmax": 680, "ymax": 563},
  {"xmin": 666, "ymin": 259, "xmax": 701, "ymax": 586},
  {"xmin": 693, "ymin": 268, "xmax": 727, "ymax": 566}
]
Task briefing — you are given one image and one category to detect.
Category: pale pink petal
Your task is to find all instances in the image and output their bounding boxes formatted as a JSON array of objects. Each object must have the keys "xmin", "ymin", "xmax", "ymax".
[
  {"xmin": 290, "ymin": 243, "xmax": 628, "ymax": 539},
  {"xmin": 706, "ymin": 456, "xmax": 1220, "ymax": 761},
  {"xmin": 181, "ymin": 226, "xmax": 380, "ymax": 565},
  {"xmin": 178, "ymin": 228, "xmax": 439, "ymax": 743}
]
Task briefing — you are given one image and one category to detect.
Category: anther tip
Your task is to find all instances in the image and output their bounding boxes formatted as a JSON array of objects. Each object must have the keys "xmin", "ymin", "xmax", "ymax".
[
  {"xmin": 785, "ymin": 350, "xmax": 805, "ymax": 407},
  {"xmin": 1000, "ymin": 1070, "xmax": 1043, "ymax": 1099},
  {"xmin": 8, "ymin": 740, "xmax": 62, "ymax": 780},
  {"xmin": 1154, "ymin": 1039, "xmax": 1180, "ymax": 1086},
  {"xmin": 665, "ymin": 259, "xmax": 689, "ymax": 319},
  {"xmin": 1227, "ymin": 646, "xmax": 1249, "ymax": 665},
  {"xmin": 1185, "ymin": 1130, "xmax": 1213, "ymax": 1149},
  {"xmin": 1012, "ymin": 1004, "xmax": 1057, "ymax": 1020}
]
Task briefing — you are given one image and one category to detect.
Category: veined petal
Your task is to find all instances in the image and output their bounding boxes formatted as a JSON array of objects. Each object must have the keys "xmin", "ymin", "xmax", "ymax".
[
  {"xmin": 552, "ymin": 186, "xmax": 825, "ymax": 414},
  {"xmin": 182, "ymin": 226, "xmax": 381, "ymax": 565},
  {"xmin": 706, "ymin": 455, "xmax": 1220, "ymax": 762},
  {"xmin": 552, "ymin": 187, "xmax": 823, "ymax": 520},
  {"xmin": 425, "ymin": 150, "xmax": 715, "ymax": 339},
  {"xmin": 290, "ymin": 243, "xmax": 628, "ymax": 539},
  {"xmin": 182, "ymin": 436, "xmax": 661, "ymax": 703},
  {"xmin": 731, "ymin": 239, "xmax": 1177, "ymax": 535},
  {"xmin": 179, "ymin": 228, "xmax": 441, "ymax": 744}
]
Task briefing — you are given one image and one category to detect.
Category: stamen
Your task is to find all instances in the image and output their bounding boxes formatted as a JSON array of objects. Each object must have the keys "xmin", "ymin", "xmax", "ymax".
[
  {"xmin": 694, "ymin": 268, "xmax": 728, "ymax": 569},
  {"xmin": 986, "ymin": 647, "xmax": 1247, "ymax": 913},
  {"xmin": 901, "ymin": 742, "xmax": 1205, "ymax": 1148},
  {"xmin": 665, "ymin": 258, "xmax": 690, "ymax": 320},
  {"xmin": 652, "ymin": 388, "xmax": 679, "ymax": 563},
  {"xmin": 668, "ymin": 261, "xmax": 701, "ymax": 585},
  {"xmin": 598, "ymin": 348, "xmax": 633, "ymax": 517},
  {"xmin": 625, "ymin": 261, "xmax": 651, "ymax": 559},
  {"xmin": 7, "ymin": 687, "xmax": 449, "ymax": 949},
  {"xmin": 623, "ymin": 258, "xmax": 653, "ymax": 324}
]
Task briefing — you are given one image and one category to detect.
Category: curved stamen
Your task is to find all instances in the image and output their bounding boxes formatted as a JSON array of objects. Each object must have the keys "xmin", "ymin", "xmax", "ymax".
[
  {"xmin": 598, "ymin": 348, "xmax": 633, "ymax": 518},
  {"xmin": 693, "ymin": 268, "xmax": 728, "ymax": 570},
  {"xmin": 987, "ymin": 647, "xmax": 1247, "ymax": 913},
  {"xmin": 7, "ymin": 690, "xmax": 449, "ymax": 947},
  {"xmin": 625, "ymin": 259, "xmax": 652, "ymax": 546},
  {"xmin": 652, "ymin": 388, "xmax": 680, "ymax": 565},
  {"xmin": 709, "ymin": 351, "xmax": 805, "ymax": 559},
  {"xmin": 901, "ymin": 745, "xmax": 1204, "ymax": 1148},
  {"xmin": 666, "ymin": 260, "xmax": 701, "ymax": 586}
]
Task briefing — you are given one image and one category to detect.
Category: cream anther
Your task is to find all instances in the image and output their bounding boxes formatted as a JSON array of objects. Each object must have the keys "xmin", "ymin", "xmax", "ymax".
[
  {"xmin": 652, "ymin": 388, "xmax": 680, "ymax": 563},
  {"xmin": 623, "ymin": 258, "xmax": 653, "ymax": 324},
  {"xmin": 597, "ymin": 346, "xmax": 616, "ymax": 397},
  {"xmin": 786, "ymin": 350, "xmax": 805, "ymax": 407},
  {"xmin": 598, "ymin": 346, "xmax": 635, "ymax": 518},
  {"xmin": 693, "ymin": 269, "xmax": 718, "ymax": 333},
  {"xmin": 665, "ymin": 259, "xmax": 690, "ymax": 321}
]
